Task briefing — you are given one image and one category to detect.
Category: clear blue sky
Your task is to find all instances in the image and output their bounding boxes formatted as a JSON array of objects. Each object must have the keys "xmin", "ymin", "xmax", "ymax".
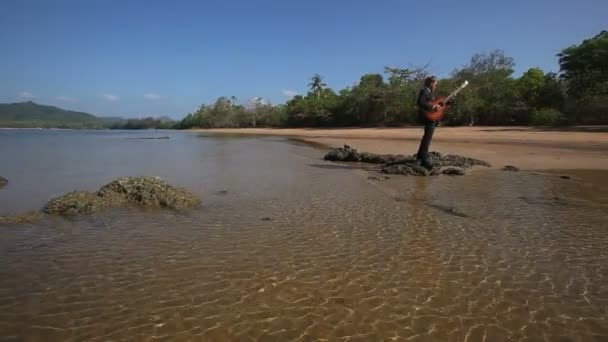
[{"xmin": 1, "ymin": 0, "xmax": 605, "ymax": 118}]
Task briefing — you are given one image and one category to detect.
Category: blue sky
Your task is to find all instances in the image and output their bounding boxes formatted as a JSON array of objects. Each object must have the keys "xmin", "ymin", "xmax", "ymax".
[{"xmin": 0, "ymin": 0, "xmax": 605, "ymax": 118}]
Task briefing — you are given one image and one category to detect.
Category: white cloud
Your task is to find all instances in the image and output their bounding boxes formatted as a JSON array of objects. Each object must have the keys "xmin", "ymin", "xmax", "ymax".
[
  {"xmin": 144, "ymin": 93, "xmax": 161, "ymax": 100},
  {"xmin": 251, "ymin": 96, "xmax": 267, "ymax": 105},
  {"xmin": 56, "ymin": 96, "xmax": 76, "ymax": 102},
  {"xmin": 19, "ymin": 91, "xmax": 34, "ymax": 99},
  {"xmin": 282, "ymin": 89, "xmax": 298, "ymax": 98},
  {"xmin": 103, "ymin": 94, "xmax": 120, "ymax": 102}
]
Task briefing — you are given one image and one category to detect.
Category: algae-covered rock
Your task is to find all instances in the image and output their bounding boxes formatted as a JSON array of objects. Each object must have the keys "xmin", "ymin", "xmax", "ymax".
[
  {"xmin": 97, "ymin": 176, "xmax": 200, "ymax": 210},
  {"xmin": 43, "ymin": 191, "xmax": 109, "ymax": 215},
  {"xmin": 0, "ymin": 176, "xmax": 7, "ymax": 189}
]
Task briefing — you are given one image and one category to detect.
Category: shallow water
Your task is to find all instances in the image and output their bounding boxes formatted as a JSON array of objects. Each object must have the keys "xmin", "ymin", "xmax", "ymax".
[{"xmin": 1, "ymin": 130, "xmax": 607, "ymax": 341}]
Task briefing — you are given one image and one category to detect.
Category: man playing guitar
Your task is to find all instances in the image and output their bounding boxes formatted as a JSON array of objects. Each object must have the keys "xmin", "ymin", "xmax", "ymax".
[{"xmin": 415, "ymin": 76, "xmax": 467, "ymax": 169}]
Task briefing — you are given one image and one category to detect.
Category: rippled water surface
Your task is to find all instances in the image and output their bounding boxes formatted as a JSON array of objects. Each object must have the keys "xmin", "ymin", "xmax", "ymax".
[{"xmin": 1, "ymin": 130, "xmax": 607, "ymax": 341}]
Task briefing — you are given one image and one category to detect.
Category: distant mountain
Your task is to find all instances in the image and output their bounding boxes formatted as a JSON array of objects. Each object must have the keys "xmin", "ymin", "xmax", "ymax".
[
  {"xmin": 0, "ymin": 101, "xmax": 102, "ymax": 129},
  {"xmin": 0, "ymin": 102, "xmax": 175, "ymax": 129}
]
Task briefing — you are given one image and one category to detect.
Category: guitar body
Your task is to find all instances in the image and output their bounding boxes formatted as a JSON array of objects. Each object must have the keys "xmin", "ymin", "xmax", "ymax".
[
  {"xmin": 423, "ymin": 80, "xmax": 469, "ymax": 122},
  {"xmin": 426, "ymin": 96, "xmax": 449, "ymax": 122}
]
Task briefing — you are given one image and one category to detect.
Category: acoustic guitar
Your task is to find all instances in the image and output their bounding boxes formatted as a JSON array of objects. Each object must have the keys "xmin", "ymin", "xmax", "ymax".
[{"xmin": 426, "ymin": 80, "xmax": 469, "ymax": 121}]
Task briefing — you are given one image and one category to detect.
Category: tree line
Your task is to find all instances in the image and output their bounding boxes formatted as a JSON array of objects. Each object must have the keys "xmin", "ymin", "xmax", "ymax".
[{"xmin": 176, "ymin": 30, "xmax": 607, "ymax": 128}]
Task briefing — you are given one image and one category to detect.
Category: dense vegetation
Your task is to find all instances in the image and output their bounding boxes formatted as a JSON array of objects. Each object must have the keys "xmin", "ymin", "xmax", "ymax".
[
  {"xmin": 178, "ymin": 30, "xmax": 607, "ymax": 128},
  {"xmin": 0, "ymin": 102, "xmax": 175, "ymax": 129}
]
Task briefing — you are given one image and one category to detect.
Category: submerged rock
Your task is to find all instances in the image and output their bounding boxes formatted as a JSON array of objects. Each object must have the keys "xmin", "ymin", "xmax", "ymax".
[
  {"xmin": 0, "ymin": 212, "xmax": 44, "ymax": 225},
  {"xmin": 0, "ymin": 176, "xmax": 7, "ymax": 189},
  {"xmin": 425, "ymin": 203, "xmax": 470, "ymax": 218},
  {"xmin": 502, "ymin": 165, "xmax": 520, "ymax": 171}
]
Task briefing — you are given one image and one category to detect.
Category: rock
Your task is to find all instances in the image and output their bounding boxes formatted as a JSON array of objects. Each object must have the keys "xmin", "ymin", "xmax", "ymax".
[
  {"xmin": 442, "ymin": 167, "xmax": 465, "ymax": 176},
  {"xmin": 382, "ymin": 164, "xmax": 431, "ymax": 176},
  {"xmin": 44, "ymin": 191, "xmax": 110, "ymax": 215},
  {"xmin": 560, "ymin": 175, "xmax": 571, "ymax": 179},
  {"xmin": 325, "ymin": 145, "xmax": 492, "ymax": 177},
  {"xmin": 502, "ymin": 165, "xmax": 520, "ymax": 171},
  {"xmin": 441, "ymin": 154, "xmax": 492, "ymax": 168},
  {"xmin": 97, "ymin": 176, "xmax": 200, "ymax": 210},
  {"xmin": 323, "ymin": 145, "xmax": 361, "ymax": 162},
  {"xmin": 215, "ymin": 190, "xmax": 228, "ymax": 195},
  {"xmin": 43, "ymin": 176, "xmax": 200, "ymax": 216},
  {"xmin": 260, "ymin": 217, "xmax": 272, "ymax": 221},
  {"xmin": 0, "ymin": 176, "xmax": 7, "ymax": 189}
]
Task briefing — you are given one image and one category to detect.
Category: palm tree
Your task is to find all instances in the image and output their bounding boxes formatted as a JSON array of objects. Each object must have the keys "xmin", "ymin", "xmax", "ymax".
[{"xmin": 308, "ymin": 74, "xmax": 327, "ymax": 99}]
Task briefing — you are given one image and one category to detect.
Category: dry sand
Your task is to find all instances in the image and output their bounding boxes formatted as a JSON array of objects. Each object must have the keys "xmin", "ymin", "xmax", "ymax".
[{"xmin": 192, "ymin": 126, "xmax": 608, "ymax": 170}]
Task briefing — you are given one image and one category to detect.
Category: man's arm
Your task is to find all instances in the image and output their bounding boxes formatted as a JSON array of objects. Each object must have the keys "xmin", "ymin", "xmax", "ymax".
[{"xmin": 417, "ymin": 90, "xmax": 435, "ymax": 111}]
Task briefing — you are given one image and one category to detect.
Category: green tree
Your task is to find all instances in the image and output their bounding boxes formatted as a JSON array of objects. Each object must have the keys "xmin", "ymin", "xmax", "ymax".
[
  {"xmin": 518, "ymin": 67, "xmax": 546, "ymax": 109},
  {"xmin": 451, "ymin": 49, "xmax": 520, "ymax": 125},
  {"xmin": 558, "ymin": 30, "xmax": 608, "ymax": 123},
  {"xmin": 308, "ymin": 74, "xmax": 327, "ymax": 99}
]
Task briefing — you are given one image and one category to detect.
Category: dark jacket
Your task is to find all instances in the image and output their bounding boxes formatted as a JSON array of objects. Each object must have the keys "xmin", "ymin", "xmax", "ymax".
[{"xmin": 417, "ymin": 87, "xmax": 435, "ymax": 124}]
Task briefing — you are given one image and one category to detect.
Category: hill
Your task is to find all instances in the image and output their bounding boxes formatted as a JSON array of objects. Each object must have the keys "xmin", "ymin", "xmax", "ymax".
[{"xmin": 0, "ymin": 101, "xmax": 102, "ymax": 129}]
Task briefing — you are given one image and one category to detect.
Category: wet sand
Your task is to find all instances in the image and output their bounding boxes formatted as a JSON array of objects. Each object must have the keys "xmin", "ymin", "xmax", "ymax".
[{"xmin": 196, "ymin": 126, "xmax": 608, "ymax": 170}]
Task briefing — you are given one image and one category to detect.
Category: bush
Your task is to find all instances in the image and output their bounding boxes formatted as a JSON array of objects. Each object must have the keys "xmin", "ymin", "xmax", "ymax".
[{"xmin": 530, "ymin": 108, "xmax": 567, "ymax": 126}]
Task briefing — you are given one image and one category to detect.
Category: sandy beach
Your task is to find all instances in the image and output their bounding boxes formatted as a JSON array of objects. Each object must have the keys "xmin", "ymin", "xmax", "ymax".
[{"xmin": 194, "ymin": 126, "xmax": 608, "ymax": 170}]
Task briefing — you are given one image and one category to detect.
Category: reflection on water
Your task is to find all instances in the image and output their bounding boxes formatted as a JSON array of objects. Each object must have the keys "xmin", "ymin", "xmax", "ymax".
[{"xmin": 1, "ymin": 130, "xmax": 607, "ymax": 341}]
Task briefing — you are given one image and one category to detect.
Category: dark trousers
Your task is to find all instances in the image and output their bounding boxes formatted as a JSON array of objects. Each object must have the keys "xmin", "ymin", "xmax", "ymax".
[{"xmin": 416, "ymin": 121, "xmax": 435, "ymax": 162}]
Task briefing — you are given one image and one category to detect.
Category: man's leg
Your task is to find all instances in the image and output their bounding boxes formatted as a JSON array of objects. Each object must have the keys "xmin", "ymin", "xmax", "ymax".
[{"xmin": 416, "ymin": 121, "xmax": 435, "ymax": 165}]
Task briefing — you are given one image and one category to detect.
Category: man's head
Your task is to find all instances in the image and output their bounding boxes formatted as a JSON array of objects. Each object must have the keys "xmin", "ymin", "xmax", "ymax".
[{"xmin": 424, "ymin": 76, "xmax": 438, "ymax": 91}]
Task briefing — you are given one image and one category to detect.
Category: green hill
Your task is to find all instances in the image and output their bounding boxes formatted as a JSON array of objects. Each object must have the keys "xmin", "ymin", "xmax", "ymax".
[{"xmin": 0, "ymin": 101, "xmax": 102, "ymax": 129}]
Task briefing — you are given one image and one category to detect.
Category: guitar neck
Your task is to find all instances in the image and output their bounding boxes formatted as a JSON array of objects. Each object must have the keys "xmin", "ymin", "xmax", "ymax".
[{"xmin": 445, "ymin": 82, "xmax": 469, "ymax": 102}]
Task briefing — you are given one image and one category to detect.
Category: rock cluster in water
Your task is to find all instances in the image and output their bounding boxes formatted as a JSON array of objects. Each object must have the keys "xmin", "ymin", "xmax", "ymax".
[
  {"xmin": 0, "ymin": 176, "xmax": 7, "ymax": 189},
  {"xmin": 324, "ymin": 145, "xmax": 491, "ymax": 176},
  {"xmin": 1, "ymin": 177, "xmax": 200, "ymax": 225},
  {"xmin": 44, "ymin": 176, "xmax": 201, "ymax": 215}
]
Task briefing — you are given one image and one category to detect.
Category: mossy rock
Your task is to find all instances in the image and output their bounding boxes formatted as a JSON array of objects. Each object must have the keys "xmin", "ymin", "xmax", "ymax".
[{"xmin": 0, "ymin": 176, "xmax": 7, "ymax": 189}]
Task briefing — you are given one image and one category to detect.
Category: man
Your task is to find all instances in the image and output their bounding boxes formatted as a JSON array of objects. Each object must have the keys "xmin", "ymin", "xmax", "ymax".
[{"xmin": 415, "ymin": 76, "xmax": 450, "ymax": 169}]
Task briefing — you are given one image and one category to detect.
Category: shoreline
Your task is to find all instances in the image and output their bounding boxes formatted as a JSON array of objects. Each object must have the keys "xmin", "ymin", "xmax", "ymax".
[{"xmin": 192, "ymin": 127, "xmax": 608, "ymax": 171}]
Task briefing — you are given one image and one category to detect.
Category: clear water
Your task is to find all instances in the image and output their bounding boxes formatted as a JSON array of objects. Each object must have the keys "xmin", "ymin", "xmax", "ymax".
[{"xmin": 1, "ymin": 130, "xmax": 607, "ymax": 341}]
